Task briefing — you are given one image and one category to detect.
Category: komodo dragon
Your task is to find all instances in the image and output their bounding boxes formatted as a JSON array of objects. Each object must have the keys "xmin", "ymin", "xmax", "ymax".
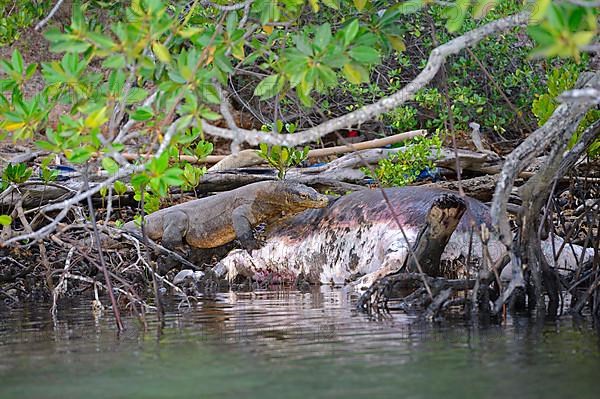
[{"xmin": 123, "ymin": 180, "xmax": 329, "ymax": 252}]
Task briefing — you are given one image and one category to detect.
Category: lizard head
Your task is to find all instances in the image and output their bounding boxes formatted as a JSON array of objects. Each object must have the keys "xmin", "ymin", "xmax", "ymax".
[{"xmin": 278, "ymin": 181, "xmax": 329, "ymax": 212}]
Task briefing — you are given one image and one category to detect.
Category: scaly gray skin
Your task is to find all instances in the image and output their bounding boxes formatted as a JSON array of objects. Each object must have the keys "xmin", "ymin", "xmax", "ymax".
[
  {"xmin": 123, "ymin": 181, "xmax": 329, "ymax": 252},
  {"xmin": 214, "ymin": 187, "xmax": 594, "ymax": 289}
]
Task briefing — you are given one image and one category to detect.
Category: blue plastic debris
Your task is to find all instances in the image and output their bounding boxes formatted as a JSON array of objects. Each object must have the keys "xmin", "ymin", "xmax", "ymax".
[
  {"xmin": 416, "ymin": 167, "xmax": 441, "ymax": 182},
  {"xmin": 39, "ymin": 165, "xmax": 77, "ymax": 181}
]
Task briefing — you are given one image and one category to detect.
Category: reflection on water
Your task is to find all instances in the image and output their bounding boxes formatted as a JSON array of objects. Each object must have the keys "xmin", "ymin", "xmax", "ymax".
[{"xmin": 1, "ymin": 287, "xmax": 600, "ymax": 399}]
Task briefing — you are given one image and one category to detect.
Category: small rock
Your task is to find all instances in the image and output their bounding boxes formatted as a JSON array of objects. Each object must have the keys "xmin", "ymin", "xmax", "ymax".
[{"xmin": 173, "ymin": 269, "xmax": 205, "ymax": 285}]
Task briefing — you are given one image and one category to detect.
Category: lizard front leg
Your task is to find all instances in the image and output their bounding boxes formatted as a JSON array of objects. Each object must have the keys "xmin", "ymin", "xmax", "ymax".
[
  {"xmin": 232, "ymin": 204, "xmax": 261, "ymax": 251},
  {"xmin": 161, "ymin": 210, "xmax": 189, "ymax": 254}
]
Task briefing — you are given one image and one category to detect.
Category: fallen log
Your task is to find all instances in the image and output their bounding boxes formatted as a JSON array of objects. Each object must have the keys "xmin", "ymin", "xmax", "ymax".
[
  {"xmin": 2, "ymin": 145, "xmax": 504, "ymax": 209},
  {"xmin": 425, "ymin": 174, "xmax": 500, "ymax": 201}
]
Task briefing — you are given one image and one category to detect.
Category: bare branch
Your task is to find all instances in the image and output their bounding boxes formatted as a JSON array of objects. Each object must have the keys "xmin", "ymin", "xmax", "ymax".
[
  {"xmin": 558, "ymin": 87, "xmax": 600, "ymax": 105},
  {"xmin": 200, "ymin": 12, "xmax": 529, "ymax": 146},
  {"xmin": 35, "ymin": 0, "xmax": 65, "ymax": 31},
  {"xmin": 491, "ymin": 72, "xmax": 599, "ymax": 246},
  {"xmin": 216, "ymin": 83, "xmax": 244, "ymax": 152},
  {"xmin": 114, "ymin": 91, "xmax": 158, "ymax": 143},
  {"xmin": 201, "ymin": 0, "xmax": 254, "ymax": 11},
  {"xmin": 563, "ymin": 0, "xmax": 600, "ymax": 6},
  {"xmin": 557, "ymin": 119, "xmax": 600, "ymax": 178}
]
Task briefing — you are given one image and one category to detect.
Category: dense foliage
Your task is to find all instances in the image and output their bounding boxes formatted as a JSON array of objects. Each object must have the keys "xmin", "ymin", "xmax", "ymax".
[
  {"xmin": 0, "ymin": 0, "xmax": 52, "ymax": 45},
  {"xmin": 365, "ymin": 133, "xmax": 442, "ymax": 187},
  {"xmin": 0, "ymin": 0, "xmax": 597, "ymax": 225}
]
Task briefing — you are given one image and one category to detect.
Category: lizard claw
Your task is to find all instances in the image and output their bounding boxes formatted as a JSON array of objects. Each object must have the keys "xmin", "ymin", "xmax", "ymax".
[
  {"xmin": 241, "ymin": 237, "xmax": 262, "ymax": 251},
  {"xmin": 238, "ymin": 232, "xmax": 262, "ymax": 251},
  {"xmin": 254, "ymin": 233, "xmax": 267, "ymax": 248}
]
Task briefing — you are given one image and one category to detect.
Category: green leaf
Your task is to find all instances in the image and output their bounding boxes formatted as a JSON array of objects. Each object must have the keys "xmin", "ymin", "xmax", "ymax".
[
  {"xmin": 226, "ymin": 12, "xmax": 239, "ymax": 35},
  {"xmin": 473, "ymin": 0, "xmax": 497, "ymax": 19},
  {"xmin": 114, "ymin": 180, "xmax": 128, "ymax": 196},
  {"xmin": 398, "ymin": 0, "xmax": 424, "ymax": 14},
  {"xmin": 102, "ymin": 55, "xmax": 126, "ymax": 69},
  {"xmin": 149, "ymin": 177, "xmax": 167, "ymax": 196},
  {"xmin": 162, "ymin": 168, "xmax": 184, "ymax": 185},
  {"xmin": 130, "ymin": 106, "xmax": 154, "ymax": 121},
  {"xmin": 232, "ymin": 42, "xmax": 245, "ymax": 61},
  {"xmin": 214, "ymin": 51, "xmax": 234, "ymax": 74},
  {"xmin": 343, "ymin": 20, "xmax": 360, "ymax": 46},
  {"xmin": 285, "ymin": 122, "xmax": 297, "ymax": 133},
  {"xmin": 259, "ymin": 0, "xmax": 280, "ymax": 24},
  {"xmin": 43, "ymin": 28, "xmax": 65, "ymax": 43},
  {"xmin": 316, "ymin": 65, "xmax": 337, "ymax": 87},
  {"xmin": 36, "ymin": 140, "xmax": 58, "ymax": 151},
  {"xmin": 11, "ymin": 49, "xmax": 24, "ymax": 74},
  {"xmin": 87, "ymin": 32, "xmax": 116, "ymax": 50},
  {"xmin": 176, "ymin": 114, "xmax": 194, "ymax": 130},
  {"xmin": 202, "ymin": 85, "xmax": 221, "ymax": 104},
  {"xmin": 108, "ymin": 69, "xmax": 126, "ymax": 94},
  {"xmin": 67, "ymin": 148, "xmax": 92, "ymax": 164},
  {"xmin": 194, "ymin": 141, "xmax": 214, "ymax": 159},
  {"xmin": 348, "ymin": 46, "xmax": 380, "ymax": 64},
  {"xmin": 545, "ymin": 3, "xmax": 566, "ymax": 28},
  {"xmin": 275, "ymin": 120, "xmax": 283, "ymax": 134},
  {"xmin": 530, "ymin": 0, "xmax": 551, "ymax": 25},
  {"xmin": 179, "ymin": 27, "xmax": 203, "ymax": 39},
  {"xmin": 0, "ymin": 215, "xmax": 12, "ymax": 226},
  {"xmin": 297, "ymin": 81, "xmax": 314, "ymax": 106},
  {"xmin": 50, "ymin": 40, "xmax": 91, "ymax": 54},
  {"xmin": 568, "ymin": 7, "xmax": 585, "ymax": 31},
  {"xmin": 84, "ymin": 107, "xmax": 108, "ymax": 129},
  {"xmin": 386, "ymin": 34, "xmax": 406, "ymax": 52},
  {"xmin": 156, "ymin": 151, "xmax": 169, "ymax": 173},
  {"xmin": 572, "ymin": 31, "xmax": 595, "ymax": 47},
  {"xmin": 322, "ymin": 0, "xmax": 340, "ymax": 9},
  {"xmin": 353, "ymin": 0, "xmax": 367, "ymax": 12},
  {"xmin": 25, "ymin": 63, "xmax": 37, "ymax": 80},
  {"xmin": 199, "ymin": 108, "xmax": 222, "ymax": 121},
  {"xmin": 293, "ymin": 35, "xmax": 313, "ymax": 56},
  {"xmin": 131, "ymin": 173, "xmax": 150, "ymax": 188},
  {"xmin": 527, "ymin": 25, "xmax": 555, "ymax": 46},
  {"xmin": 254, "ymin": 74, "xmax": 284, "ymax": 99},
  {"xmin": 102, "ymin": 157, "xmax": 119, "ymax": 174},
  {"xmin": 280, "ymin": 147, "xmax": 289, "ymax": 163},
  {"xmin": 125, "ymin": 87, "xmax": 149, "ymax": 104},
  {"xmin": 445, "ymin": 6, "xmax": 466, "ymax": 33},
  {"xmin": 152, "ymin": 41, "xmax": 172, "ymax": 63},
  {"xmin": 343, "ymin": 63, "xmax": 369, "ymax": 84},
  {"xmin": 314, "ymin": 23, "xmax": 332, "ymax": 51}
]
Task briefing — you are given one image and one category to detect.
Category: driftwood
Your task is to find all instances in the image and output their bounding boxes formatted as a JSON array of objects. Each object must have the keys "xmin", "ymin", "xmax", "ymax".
[
  {"xmin": 425, "ymin": 174, "xmax": 500, "ymax": 201},
  {"xmin": 208, "ymin": 130, "xmax": 427, "ymax": 171},
  {"xmin": 209, "ymin": 146, "xmax": 502, "ymax": 174},
  {"xmin": 188, "ymin": 147, "xmax": 503, "ymax": 194},
  {"xmin": 0, "ymin": 181, "xmax": 80, "ymax": 208}
]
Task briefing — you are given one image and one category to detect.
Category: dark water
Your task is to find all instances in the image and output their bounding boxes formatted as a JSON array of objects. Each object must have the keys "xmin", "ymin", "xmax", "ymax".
[{"xmin": 1, "ymin": 287, "xmax": 600, "ymax": 399}]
